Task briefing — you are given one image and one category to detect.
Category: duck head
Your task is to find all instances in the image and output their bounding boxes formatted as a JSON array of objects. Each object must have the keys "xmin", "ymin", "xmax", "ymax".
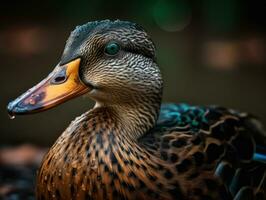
[{"xmin": 7, "ymin": 20, "xmax": 162, "ymax": 116}]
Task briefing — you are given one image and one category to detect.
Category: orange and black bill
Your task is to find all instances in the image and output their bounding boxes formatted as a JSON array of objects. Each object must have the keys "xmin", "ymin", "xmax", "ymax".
[{"xmin": 7, "ymin": 58, "xmax": 90, "ymax": 115}]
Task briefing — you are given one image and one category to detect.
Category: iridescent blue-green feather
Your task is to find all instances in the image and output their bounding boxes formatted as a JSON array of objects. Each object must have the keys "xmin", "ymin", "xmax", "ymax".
[{"xmin": 142, "ymin": 103, "xmax": 266, "ymax": 199}]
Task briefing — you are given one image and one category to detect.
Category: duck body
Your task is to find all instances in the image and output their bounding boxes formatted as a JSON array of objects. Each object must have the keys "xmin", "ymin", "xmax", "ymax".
[
  {"xmin": 37, "ymin": 104, "xmax": 266, "ymax": 200},
  {"xmin": 7, "ymin": 20, "xmax": 266, "ymax": 200}
]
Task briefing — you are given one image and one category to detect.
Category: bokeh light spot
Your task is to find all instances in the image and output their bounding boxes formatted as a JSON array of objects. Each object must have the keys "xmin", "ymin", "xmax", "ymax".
[{"xmin": 153, "ymin": 0, "xmax": 191, "ymax": 32}]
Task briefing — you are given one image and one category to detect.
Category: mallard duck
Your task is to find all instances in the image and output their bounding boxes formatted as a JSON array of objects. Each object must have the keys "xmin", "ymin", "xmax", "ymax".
[{"xmin": 7, "ymin": 20, "xmax": 266, "ymax": 200}]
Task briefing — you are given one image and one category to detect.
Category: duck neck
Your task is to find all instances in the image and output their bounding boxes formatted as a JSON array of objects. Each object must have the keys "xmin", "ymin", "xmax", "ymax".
[
  {"xmin": 109, "ymin": 100, "xmax": 161, "ymax": 141},
  {"xmin": 84, "ymin": 101, "xmax": 163, "ymax": 167},
  {"xmin": 90, "ymin": 60, "xmax": 163, "ymax": 141},
  {"xmin": 57, "ymin": 102, "xmax": 165, "ymax": 199}
]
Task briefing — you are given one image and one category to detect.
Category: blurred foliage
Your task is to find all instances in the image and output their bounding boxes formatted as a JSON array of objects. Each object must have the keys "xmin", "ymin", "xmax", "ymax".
[{"xmin": 203, "ymin": 0, "xmax": 238, "ymax": 32}]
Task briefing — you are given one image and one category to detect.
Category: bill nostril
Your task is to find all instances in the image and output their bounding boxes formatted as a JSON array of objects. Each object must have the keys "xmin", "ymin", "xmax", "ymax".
[
  {"xmin": 51, "ymin": 68, "xmax": 67, "ymax": 84},
  {"xmin": 54, "ymin": 75, "xmax": 66, "ymax": 83}
]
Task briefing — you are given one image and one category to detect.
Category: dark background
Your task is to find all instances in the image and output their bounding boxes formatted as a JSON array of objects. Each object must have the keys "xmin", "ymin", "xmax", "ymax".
[{"xmin": 1, "ymin": 0, "xmax": 265, "ymax": 146}]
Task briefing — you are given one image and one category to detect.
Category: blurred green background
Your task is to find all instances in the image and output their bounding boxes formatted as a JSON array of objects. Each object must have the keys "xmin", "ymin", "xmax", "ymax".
[{"xmin": 1, "ymin": 0, "xmax": 265, "ymax": 146}]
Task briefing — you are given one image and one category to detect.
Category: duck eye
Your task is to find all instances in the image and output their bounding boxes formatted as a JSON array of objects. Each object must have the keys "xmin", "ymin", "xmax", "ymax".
[{"xmin": 104, "ymin": 42, "xmax": 120, "ymax": 56}]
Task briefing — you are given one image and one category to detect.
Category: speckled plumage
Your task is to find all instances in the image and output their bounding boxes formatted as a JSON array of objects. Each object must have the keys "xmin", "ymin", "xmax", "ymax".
[
  {"xmin": 37, "ymin": 104, "xmax": 266, "ymax": 200},
  {"xmin": 33, "ymin": 20, "xmax": 266, "ymax": 200}
]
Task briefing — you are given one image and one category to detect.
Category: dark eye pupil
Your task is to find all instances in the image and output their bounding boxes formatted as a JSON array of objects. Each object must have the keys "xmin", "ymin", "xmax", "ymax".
[{"xmin": 105, "ymin": 42, "xmax": 120, "ymax": 55}]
